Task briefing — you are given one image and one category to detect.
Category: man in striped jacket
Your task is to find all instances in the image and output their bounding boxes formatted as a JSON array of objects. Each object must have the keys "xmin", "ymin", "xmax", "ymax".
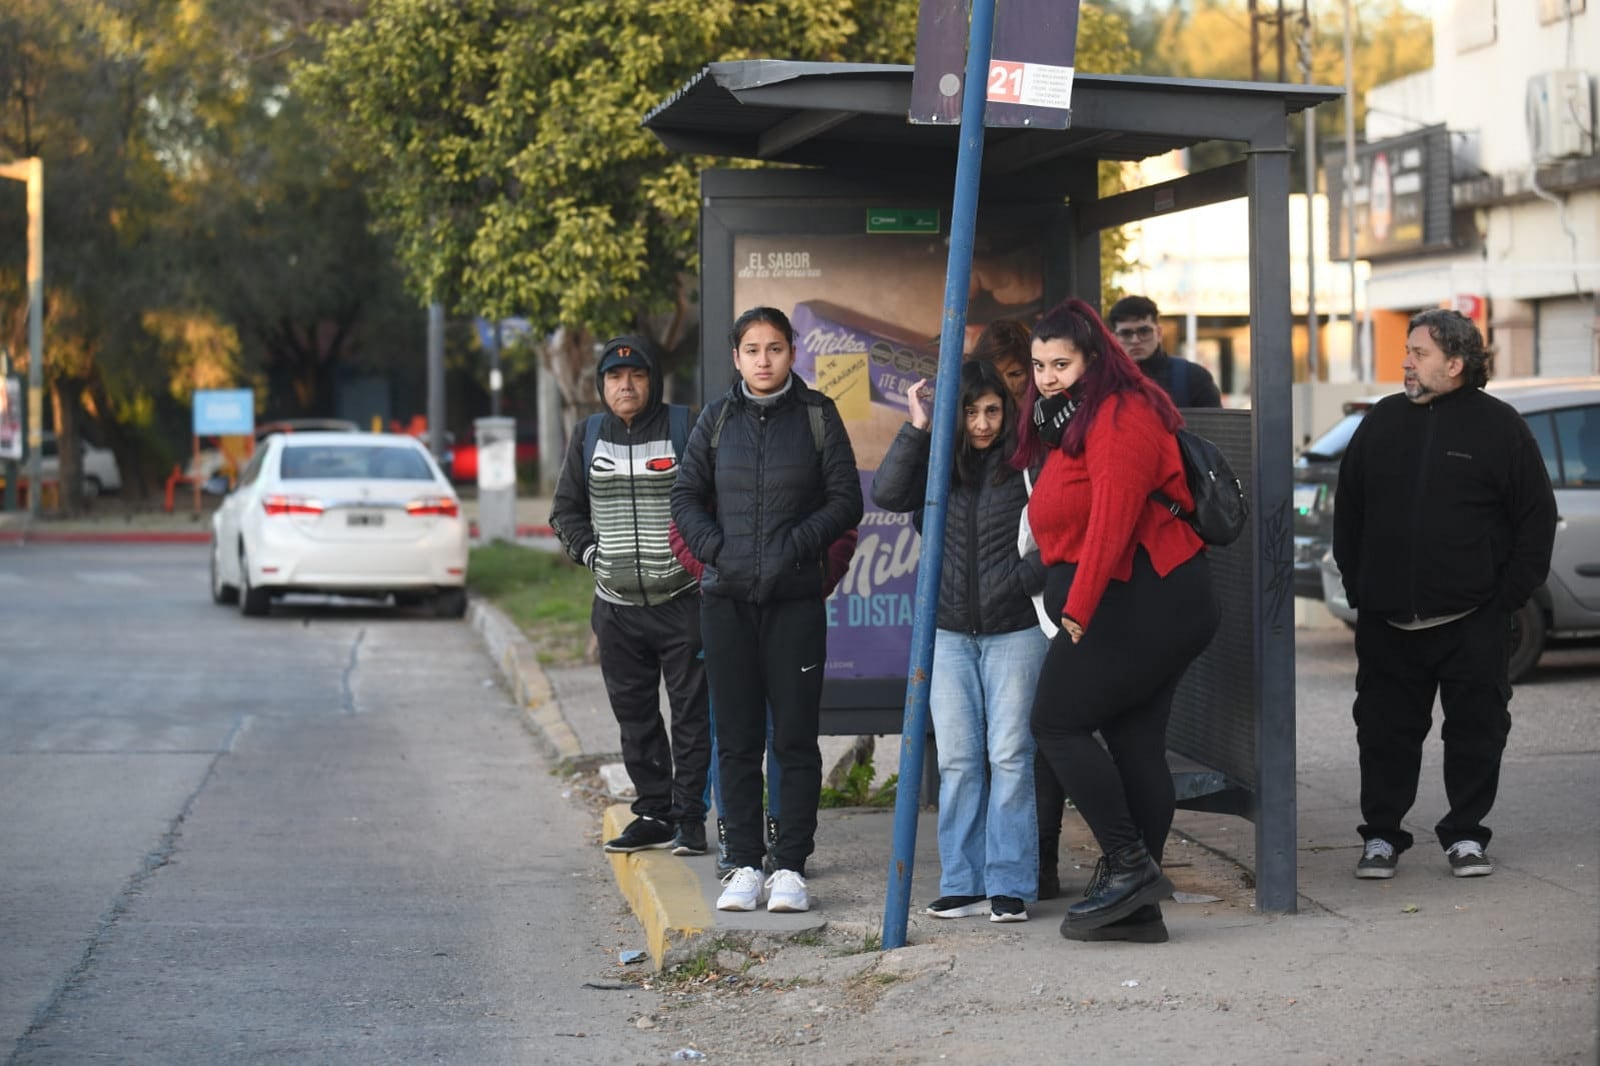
[{"xmin": 550, "ymin": 335, "xmax": 710, "ymax": 856}]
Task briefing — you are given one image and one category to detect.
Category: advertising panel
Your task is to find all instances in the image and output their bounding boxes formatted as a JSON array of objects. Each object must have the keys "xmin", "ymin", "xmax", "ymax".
[
  {"xmin": 1325, "ymin": 125, "xmax": 1454, "ymax": 261},
  {"xmin": 731, "ymin": 227, "xmax": 1047, "ymax": 681}
]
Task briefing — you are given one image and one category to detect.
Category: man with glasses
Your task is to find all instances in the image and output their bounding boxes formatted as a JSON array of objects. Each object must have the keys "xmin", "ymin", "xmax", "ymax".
[{"xmin": 1106, "ymin": 295, "xmax": 1222, "ymax": 408}]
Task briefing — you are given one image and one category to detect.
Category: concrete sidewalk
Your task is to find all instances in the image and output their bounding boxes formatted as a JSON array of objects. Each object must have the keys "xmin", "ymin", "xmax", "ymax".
[
  {"xmin": 13, "ymin": 500, "xmax": 1594, "ymax": 1057},
  {"xmin": 472, "ymin": 596, "xmax": 1599, "ymax": 1060}
]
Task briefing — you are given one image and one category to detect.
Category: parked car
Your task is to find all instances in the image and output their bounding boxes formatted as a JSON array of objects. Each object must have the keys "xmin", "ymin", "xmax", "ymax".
[
  {"xmin": 1312, "ymin": 376, "xmax": 1600, "ymax": 682},
  {"xmin": 209, "ymin": 431, "xmax": 469, "ymax": 618},
  {"xmin": 446, "ymin": 427, "xmax": 537, "ymax": 485},
  {"xmin": 39, "ymin": 432, "xmax": 122, "ymax": 497},
  {"xmin": 254, "ymin": 417, "xmax": 361, "ymax": 441}
]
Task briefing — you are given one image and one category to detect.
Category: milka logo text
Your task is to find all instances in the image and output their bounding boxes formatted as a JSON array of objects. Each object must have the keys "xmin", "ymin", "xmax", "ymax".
[{"xmin": 803, "ymin": 327, "xmax": 866, "ymax": 356}]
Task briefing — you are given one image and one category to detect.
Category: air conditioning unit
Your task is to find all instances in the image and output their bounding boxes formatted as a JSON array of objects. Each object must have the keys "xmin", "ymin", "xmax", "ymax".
[{"xmin": 1526, "ymin": 70, "xmax": 1596, "ymax": 163}]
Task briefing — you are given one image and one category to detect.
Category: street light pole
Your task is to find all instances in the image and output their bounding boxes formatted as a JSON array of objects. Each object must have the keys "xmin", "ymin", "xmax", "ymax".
[
  {"xmin": 0, "ymin": 157, "xmax": 44, "ymax": 517},
  {"xmin": 1342, "ymin": 0, "xmax": 1361, "ymax": 381}
]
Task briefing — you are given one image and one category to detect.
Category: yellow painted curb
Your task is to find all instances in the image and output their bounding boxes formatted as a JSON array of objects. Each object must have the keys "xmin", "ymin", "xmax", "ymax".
[{"xmin": 603, "ymin": 804, "xmax": 716, "ymax": 970}]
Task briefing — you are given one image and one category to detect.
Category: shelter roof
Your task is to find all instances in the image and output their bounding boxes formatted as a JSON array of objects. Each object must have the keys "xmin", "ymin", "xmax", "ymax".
[{"xmin": 643, "ymin": 61, "xmax": 1343, "ymax": 177}]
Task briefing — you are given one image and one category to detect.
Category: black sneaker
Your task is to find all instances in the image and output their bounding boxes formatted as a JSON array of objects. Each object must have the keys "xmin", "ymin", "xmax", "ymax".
[
  {"xmin": 671, "ymin": 819, "xmax": 708, "ymax": 856},
  {"xmin": 603, "ymin": 815, "xmax": 674, "ymax": 853},
  {"xmin": 923, "ymin": 894, "xmax": 989, "ymax": 918},
  {"xmin": 1355, "ymin": 838, "xmax": 1398, "ymax": 879},
  {"xmin": 1446, "ymin": 840, "xmax": 1493, "ymax": 877},
  {"xmin": 989, "ymin": 895, "xmax": 1029, "ymax": 923}
]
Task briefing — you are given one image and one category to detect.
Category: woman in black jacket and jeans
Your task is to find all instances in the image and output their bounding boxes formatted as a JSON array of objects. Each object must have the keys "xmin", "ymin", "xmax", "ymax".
[
  {"xmin": 872, "ymin": 359, "xmax": 1048, "ymax": 923},
  {"xmin": 671, "ymin": 307, "xmax": 864, "ymax": 915}
]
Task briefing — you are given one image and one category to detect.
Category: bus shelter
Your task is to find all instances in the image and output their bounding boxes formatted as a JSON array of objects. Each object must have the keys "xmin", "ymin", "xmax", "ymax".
[{"xmin": 644, "ymin": 61, "xmax": 1341, "ymax": 911}]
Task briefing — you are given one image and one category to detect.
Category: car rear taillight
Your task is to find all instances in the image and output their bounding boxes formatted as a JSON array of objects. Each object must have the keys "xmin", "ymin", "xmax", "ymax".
[
  {"xmin": 262, "ymin": 494, "xmax": 325, "ymax": 516},
  {"xmin": 406, "ymin": 496, "xmax": 460, "ymax": 518}
]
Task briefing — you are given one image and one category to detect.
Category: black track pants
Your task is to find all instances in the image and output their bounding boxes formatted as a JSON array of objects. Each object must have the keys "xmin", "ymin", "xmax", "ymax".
[
  {"xmin": 1352, "ymin": 606, "xmax": 1512, "ymax": 853},
  {"xmin": 592, "ymin": 594, "xmax": 711, "ymax": 824},
  {"xmin": 701, "ymin": 595, "xmax": 826, "ymax": 873}
]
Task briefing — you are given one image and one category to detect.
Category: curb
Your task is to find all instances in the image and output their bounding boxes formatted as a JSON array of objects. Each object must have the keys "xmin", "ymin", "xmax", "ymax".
[
  {"xmin": 602, "ymin": 804, "xmax": 716, "ymax": 971},
  {"xmin": 466, "ymin": 599, "xmax": 584, "ymax": 768},
  {"xmin": 468, "ymin": 597, "xmax": 713, "ymax": 971}
]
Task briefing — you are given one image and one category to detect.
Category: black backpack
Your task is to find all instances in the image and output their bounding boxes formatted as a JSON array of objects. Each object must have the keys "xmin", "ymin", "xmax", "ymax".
[{"xmin": 1150, "ymin": 429, "xmax": 1248, "ymax": 547}]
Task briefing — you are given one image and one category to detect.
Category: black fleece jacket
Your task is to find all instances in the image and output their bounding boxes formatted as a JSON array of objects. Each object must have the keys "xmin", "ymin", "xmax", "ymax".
[
  {"xmin": 871, "ymin": 422, "xmax": 1045, "ymax": 635},
  {"xmin": 1332, "ymin": 385, "xmax": 1556, "ymax": 620}
]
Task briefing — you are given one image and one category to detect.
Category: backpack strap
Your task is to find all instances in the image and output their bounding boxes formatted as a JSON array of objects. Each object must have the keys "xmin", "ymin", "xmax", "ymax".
[
  {"xmin": 580, "ymin": 412, "xmax": 604, "ymax": 479},
  {"xmin": 708, "ymin": 395, "xmax": 828, "ymax": 468},
  {"xmin": 1170, "ymin": 357, "xmax": 1191, "ymax": 407},
  {"xmin": 667, "ymin": 403, "xmax": 690, "ymax": 458}
]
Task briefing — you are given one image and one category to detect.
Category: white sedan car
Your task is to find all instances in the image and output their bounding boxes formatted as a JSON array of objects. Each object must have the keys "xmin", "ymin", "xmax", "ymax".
[{"xmin": 209, "ymin": 432, "xmax": 469, "ymax": 617}]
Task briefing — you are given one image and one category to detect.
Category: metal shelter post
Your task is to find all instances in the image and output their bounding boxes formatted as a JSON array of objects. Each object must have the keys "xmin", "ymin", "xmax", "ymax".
[
  {"xmin": 881, "ymin": 0, "xmax": 997, "ymax": 951},
  {"xmin": 1246, "ymin": 124, "xmax": 1300, "ymax": 913}
]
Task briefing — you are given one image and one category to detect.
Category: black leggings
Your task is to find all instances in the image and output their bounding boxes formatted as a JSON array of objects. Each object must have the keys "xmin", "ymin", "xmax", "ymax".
[{"xmin": 1030, "ymin": 549, "xmax": 1218, "ymax": 862}]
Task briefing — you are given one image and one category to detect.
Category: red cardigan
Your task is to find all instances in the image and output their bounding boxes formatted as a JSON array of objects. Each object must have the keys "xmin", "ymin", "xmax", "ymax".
[{"xmin": 1026, "ymin": 391, "xmax": 1204, "ymax": 628}]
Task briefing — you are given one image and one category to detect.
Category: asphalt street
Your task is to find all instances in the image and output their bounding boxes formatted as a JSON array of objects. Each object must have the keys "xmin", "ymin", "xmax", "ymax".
[{"xmin": 0, "ymin": 544, "xmax": 672, "ymax": 1065}]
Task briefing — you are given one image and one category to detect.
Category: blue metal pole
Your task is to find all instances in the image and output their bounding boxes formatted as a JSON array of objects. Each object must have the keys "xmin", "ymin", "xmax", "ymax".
[{"xmin": 881, "ymin": 0, "xmax": 997, "ymax": 950}]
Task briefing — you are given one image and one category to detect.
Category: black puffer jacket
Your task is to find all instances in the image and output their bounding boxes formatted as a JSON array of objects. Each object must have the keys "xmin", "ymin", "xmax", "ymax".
[
  {"xmin": 872, "ymin": 422, "xmax": 1045, "ymax": 635},
  {"xmin": 671, "ymin": 375, "xmax": 864, "ymax": 604}
]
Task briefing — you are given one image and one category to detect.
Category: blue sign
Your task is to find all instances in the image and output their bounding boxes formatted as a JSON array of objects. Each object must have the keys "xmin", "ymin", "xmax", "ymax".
[{"xmin": 193, "ymin": 389, "xmax": 255, "ymax": 436}]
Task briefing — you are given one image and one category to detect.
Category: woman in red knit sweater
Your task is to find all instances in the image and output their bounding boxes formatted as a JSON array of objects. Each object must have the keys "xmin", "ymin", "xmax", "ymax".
[{"xmin": 1014, "ymin": 298, "xmax": 1220, "ymax": 944}]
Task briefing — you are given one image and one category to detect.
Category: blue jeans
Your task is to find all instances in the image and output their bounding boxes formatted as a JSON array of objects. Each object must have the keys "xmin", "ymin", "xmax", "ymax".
[
  {"xmin": 703, "ymin": 711, "xmax": 781, "ymax": 821},
  {"xmin": 931, "ymin": 627, "xmax": 1047, "ymax": 900}
]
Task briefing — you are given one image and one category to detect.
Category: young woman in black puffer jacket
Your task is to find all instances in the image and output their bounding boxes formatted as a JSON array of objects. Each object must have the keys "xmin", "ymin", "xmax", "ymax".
[{"xmin": 871, "ymin": 359, "xmax": 1048, "ymax": 924}]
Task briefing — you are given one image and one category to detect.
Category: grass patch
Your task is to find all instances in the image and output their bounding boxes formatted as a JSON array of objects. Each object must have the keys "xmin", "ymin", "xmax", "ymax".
[{"xmin": 467, "ymin": 542, "xmax": 594, "ymax": 665}]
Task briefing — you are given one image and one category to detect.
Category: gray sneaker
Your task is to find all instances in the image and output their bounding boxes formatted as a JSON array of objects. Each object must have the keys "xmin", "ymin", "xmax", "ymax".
[
  {"xmin": 1446, "ymin": 840, "xmax": 1493, "ymax": 877},
  {"xmin": 1356, "ymin": 838, "xmax": 1398, "ymax": 879}
]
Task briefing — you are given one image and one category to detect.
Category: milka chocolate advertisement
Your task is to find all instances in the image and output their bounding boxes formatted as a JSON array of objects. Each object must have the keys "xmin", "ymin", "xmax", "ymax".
[{"xmin": 733, "ymin": 232, "xmax": 1044, "ymax": 679}]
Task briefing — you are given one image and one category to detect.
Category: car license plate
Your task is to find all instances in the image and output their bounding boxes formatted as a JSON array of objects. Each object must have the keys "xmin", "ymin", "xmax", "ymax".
[
  {"xmin": 1293, "ymin": 484, "xmax": 1320, "ymax": 513},
  {"xmin": 347, "ymin": 512, "xmax": 384, "ymax": 527}
]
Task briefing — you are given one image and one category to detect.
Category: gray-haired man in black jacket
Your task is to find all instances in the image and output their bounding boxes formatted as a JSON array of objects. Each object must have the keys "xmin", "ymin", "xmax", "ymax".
[{"xmin": 1333, "ymin": 309, "xmax": 1555, "ymax": 882}]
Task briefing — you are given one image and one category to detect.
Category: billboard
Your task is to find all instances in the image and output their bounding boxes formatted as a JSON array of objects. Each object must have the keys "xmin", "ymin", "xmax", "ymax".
[
  {"xmin": 728, "ymin": 222, "xmax": 1052, "ymax": 683},
  {"xmin": 1325, "ymin": 125, "xmax": 1455, "ymax": 261}
]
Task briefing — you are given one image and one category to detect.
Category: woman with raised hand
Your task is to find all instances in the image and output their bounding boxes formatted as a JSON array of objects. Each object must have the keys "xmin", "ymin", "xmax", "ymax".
[
  {"xmin": 873, "ymin": 359, "xmax": 1047, "ymax": 924},
  {"xmin": 1015, "ymin": 297, "xmax": 1219, "ymax": 944}
]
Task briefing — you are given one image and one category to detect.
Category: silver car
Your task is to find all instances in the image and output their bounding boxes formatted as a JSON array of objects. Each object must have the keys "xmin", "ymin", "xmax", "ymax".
[{"xmin": 1319, "ymin": 377, "xmax": 1600, "ymax": 682}]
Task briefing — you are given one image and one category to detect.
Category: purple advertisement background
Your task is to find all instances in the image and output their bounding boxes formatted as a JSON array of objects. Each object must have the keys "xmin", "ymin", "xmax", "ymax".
[{"xmin": 822, "ymin": 471, "xmax": 920, "ymax": 679}]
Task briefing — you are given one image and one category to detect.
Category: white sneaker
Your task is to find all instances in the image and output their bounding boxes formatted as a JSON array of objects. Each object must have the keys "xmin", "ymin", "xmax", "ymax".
[
  {"xmin": 765, "ymin": 869, "xmax": 810, "ymax": 913},
  {"xmin": 716, "ymin": 866, "xmax": 764, "ymax": 911}
]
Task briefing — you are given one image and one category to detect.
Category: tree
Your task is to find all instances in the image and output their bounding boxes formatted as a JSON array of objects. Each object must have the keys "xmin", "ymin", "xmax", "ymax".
[
  {"xmin": 296, "ymin": 0, "xmax": 1140, "ymax": 423},
  {"xmin": 1, "ymin": 0, "xmax": 422, "ymax": 508}
]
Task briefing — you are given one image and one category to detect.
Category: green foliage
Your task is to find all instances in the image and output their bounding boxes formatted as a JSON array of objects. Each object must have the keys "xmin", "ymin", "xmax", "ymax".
[
  {"xmin": 466, "ymin": 541, "xmax": 594, "ymax": 663},
  {"xmin": 293, "ymin": 0, "xmax": 990, "ymax": 347},
  {"xmin": 818, "ymin": 757, "xmax": 897, "ymax": 809}
]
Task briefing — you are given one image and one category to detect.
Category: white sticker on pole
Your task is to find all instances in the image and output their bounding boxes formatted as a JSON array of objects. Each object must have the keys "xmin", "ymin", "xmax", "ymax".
[
  {"xmin": 987, "ymin": 60, "xmax": 1075, "ymax": 111},
  {"xmin": 478, "ymin": 438, "xmax": 516, "ymax": 492}
]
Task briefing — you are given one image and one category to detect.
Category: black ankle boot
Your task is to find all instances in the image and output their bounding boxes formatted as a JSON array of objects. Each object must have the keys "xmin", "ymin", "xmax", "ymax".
[
  {"xmin": 1061, "ymin": 904, "xmax": 1168, "ymax": 943},
  {"xmin": 1063, "ymin": 842, "xmax": 1173, "ymax": 931},
  {"xmin": 1038, "ymin": 833, "xmax": 1061, "ymax": 901}
]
